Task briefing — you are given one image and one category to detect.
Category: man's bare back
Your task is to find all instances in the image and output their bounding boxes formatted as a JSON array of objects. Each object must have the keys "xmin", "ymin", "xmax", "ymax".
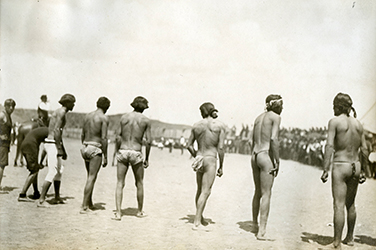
[
  {"xmin": 331, "ymin": 115, "xmax": 362, "ymax": 162},
  {"xmin": 321, "ymin": 93, "xmax": 368, "ymax": 249},
  {"xmin": 82, "ymin": 110, "xmax": 109, "ymax": 144},
  {"xmin": 192, "ymin": 118, "xmax": 225, "ymax": 158},
  {"xmin": 252, "ymin": 111, "xmax": 281, "ymax": 156},
  {"xmin": 187, "ymin": 102, "xmax": 225, "ymax": 230},
  {"xmin": 251, "ymin": 94, "xmax": 282, "ymax": 240},
  {"xmin": 119, "ymin": 112, "xmax": 151, "ymax": 151}
]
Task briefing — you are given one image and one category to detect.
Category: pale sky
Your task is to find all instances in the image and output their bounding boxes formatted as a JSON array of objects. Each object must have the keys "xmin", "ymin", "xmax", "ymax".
[{"xmin": 1, "ymin": 0, "xmax": 375, "ymax": 131}]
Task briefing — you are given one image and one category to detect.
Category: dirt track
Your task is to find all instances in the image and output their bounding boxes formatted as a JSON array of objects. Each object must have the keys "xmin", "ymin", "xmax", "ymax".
[{"xmin": 1, "ymin": 138, "xmax": 375, "ymax": 250}]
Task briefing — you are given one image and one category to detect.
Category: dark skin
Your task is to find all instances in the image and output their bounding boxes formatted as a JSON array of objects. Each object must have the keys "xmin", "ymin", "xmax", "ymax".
[
  {"xmin": 251, "ymin": 102, "xmax": 282, "ymax": 240},
  {"xmin": 321, "ymin": 105, "xmax": 368, "ymax": 249}
]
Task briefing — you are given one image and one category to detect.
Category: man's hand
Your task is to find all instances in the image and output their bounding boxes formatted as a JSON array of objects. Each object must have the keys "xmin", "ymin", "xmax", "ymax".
[
  {"xmin": 57, "ymin": 144, "xmax": 67, "ymax": 160},
  {"xmin": 359, "ymin": 171, "xmax": 366, "ymax": 184},
  {"xmin": 217, "ymin": 167, "xmax": 223, "ymax": 177},
  {"xmin": 269, "ymin": 162, "xmax": 279, "ymax": 177},
  {"xmin": 102, "ymin": 158, "xmax": 108, "ymax": 168},
  {"xmin": 143, "ymin": 160, "xmax": 149, "ymax": 169},
  {"xmin": 321, "ymin": 170, "xmax": 329, "ymax": 183}
]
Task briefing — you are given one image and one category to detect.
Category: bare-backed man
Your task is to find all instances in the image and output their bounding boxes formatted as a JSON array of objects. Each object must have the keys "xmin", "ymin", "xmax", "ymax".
[
  {"xmin": 0, "ymin": 99, "xmax": 16, "ymax": 193},
  {"xmin": 187, "ymin": 102, "xmax": 225, "ymax": 231},
  {"xmin": 37, "ymin": 94, "xmax": 76, "ymax": 207},
  {"xmin": 321, "ymin": 93, "xmax": 368, "ymax": 249},
  {"xmin": 80, "ymin": 97, "xmax": 110, "ymax": 214},
  {"xmin": 251, "ymin": 94, "xmax": 282, "ymax": 240},
  {"xmin": 113, "ymin": 96, "xmax": 151, "ymax": 221}
]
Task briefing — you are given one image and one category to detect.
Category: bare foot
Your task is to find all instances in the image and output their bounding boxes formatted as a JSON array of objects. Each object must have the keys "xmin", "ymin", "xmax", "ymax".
[
  {"xmin": 36, "ymin": 200, "xmax": 51, "ymax": 208},
  {"xmin": 342, "ymin": 238, "xmax": 354, "ymax": 246},
  {"xmin": 79, "ymin": 208, "xmax": 94, "ymax": 214},
  {"xmin": 256, "ymin": 232, "xmax": 275, "ymax": 241},
  {"xmin": 333, "ymin": 242, "xmax": 342, "ymax": 249},
  {"xmin": 18, "ymin": 196, "xmax": 34, "ymax": 202},
  {"xmin": 136, "ymin": 211, "xmax": 147, "ymax": 218},
  {"xmin": 111, "ymin": 212, "xmax": 121, "ymax": 221},
  {"xmin": 192, "ymin": 224, "xmax": 212, "ymax": 232}
]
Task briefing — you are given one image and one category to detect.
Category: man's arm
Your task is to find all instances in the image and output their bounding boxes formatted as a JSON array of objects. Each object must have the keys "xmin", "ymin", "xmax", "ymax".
[
  {"xmin": 101, "ymin": 117, "xmax": 109, "ymax": 167},
  {"xmin": 81, "ymin": 118, "xmax": 86, "ymax": 144},
  {"xmin": 269, "ymin": 115, "xmax": 281, "ymax": 177},
  {"xmin": 359, "ymin": 125, "xmax": 368, "ymax": 183},
  {"xmin": 53, "ymin": 109, "xmax": 67, "ymax": 159},
  {"xmin": 187, "ymin": 129, "xmax": 197, "ymax": 158},
  {"xmin": 143, "ymin": 121, "xmax": 152, "ymax": 168},
  {"xmin": 217, "ymin": 126, "xmax": 225, "ymax": 177},
  {"xmin": 321, "ymin": 119, "xmax": 336, "ymax": 183}
]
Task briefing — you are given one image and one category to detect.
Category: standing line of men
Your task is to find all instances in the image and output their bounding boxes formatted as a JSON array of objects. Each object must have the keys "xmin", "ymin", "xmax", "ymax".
[{"xmin": 1, "ymin": 92, "xmax": 370, "ymax": 249}]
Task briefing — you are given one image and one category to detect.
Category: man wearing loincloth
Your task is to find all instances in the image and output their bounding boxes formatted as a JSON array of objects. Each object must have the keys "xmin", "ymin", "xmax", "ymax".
[
  {"xmin": 37, "ymin": 94, "xmax": 76, "ymax": 207},
  {"xmin": 187, "ymin": 102, "xmax": 226, "ymax": 231},
  {"xmin": 18, "ymin": 127, "xmax": 49, "ymax": 201},
  {"xmin": 251, "ymin": 94, "xmax": 282, "ymax": 240},
  {"xmin": 0, "ymin": 99, "xmax": 16, "ymax": 193},
  {"xmin": 113, "ymin": 96, "xmax": 151, "ymax": 220},
  {"xmin": 80, "ymin": 97, "xmax": 110, "ymax": 214},
  {"xmin": 321, "ymin": 93, "xmax": 368, "ymax": 249}
]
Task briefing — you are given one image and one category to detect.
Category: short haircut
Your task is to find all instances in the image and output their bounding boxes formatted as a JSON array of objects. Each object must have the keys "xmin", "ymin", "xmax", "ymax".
[
  {"xmin": 58, "ymin": 94, "xmax": 76, "ymax": 107},
  {"xmin": 4, "ymin": 99, "xmax": 16, "ymax": 107},
  {"xmin": 265, "ymin": 94, "xmax": 282, "ymax": 112},
  {"xmin": 130, "ymin": 96, "xmax": 149, "ymax": 110},
  {"xmin": 97, "ymin": 96, "xmax": 111, "ymax": 110}
]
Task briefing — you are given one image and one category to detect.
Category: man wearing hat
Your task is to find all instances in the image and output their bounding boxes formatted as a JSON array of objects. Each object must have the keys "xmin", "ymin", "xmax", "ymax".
[
  {"xmin": 37, "ymin": 95, "xmax": 50, "ymax": 127},
  {"xmin": 250, "ymin": 94, "xmax": 283, "ymax": 240},
  {"xmin": 0, "ymin": 99, "xmax": 16, "ymax": 193},
  {"xmin": 37, "ymin": 93, "xmax": 75, "ymax": 207},
  {"xmin": 113, "ymin": 96, "xmax": 151, "ymax": 220},
  {"xmin": 187, "ymin": 102, "xmax": 226, "ymax": 231}
]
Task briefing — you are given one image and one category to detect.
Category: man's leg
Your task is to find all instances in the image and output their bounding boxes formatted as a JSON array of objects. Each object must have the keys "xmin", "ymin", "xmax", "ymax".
[
  {"xmin": 331, "ymin": 165, "xmax": 348, "ymax": 248},
  {"xmin": 81, "ymin": 156, "xmax": 101, "ymax": 212},
  {"xmin": 32, "ymin": 172, "xmax": 40, "ymax": 198},
  {"xmin": 256, "ymin": 153, "xmax": 275, "ymax": 240},
  {"xmin": 113, "ymin": 161, "xmax": 128, "ymax": 220},
  {"xmin": 0, "ymin": 166, "xmax": 5, "ymax": 190},
  {"xmin": 37, "ymin": 143, "xmax": 56, "ymax": 207},
  {"xmin": 37, "ymin": 180, "xmax": 52, "ymax": 207},
  {"xmin": 53, "ymin": 157, "xmax": 64, "ymax": 203},
  {"xmin": 132, "ymin": 162, "xmax": 146, "ymax": 216},
  {"xmin": 251, "ymin": 154, "xmax": 261, "ymax": 226},
  {"xmin": 343, "ymin": 176, "xmax": 359, "ymax": 246},
  {"xmin": 19, "ymin": 171, "xmax": 38, "ymax": 201},
  {"xmin": 193, "ymin": 157, "xmax": 216, "ymax": 229}
]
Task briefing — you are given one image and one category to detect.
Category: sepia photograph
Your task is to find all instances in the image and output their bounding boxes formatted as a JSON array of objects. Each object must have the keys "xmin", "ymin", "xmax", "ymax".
[{"xmin": 1, "ymin": 0, "xmax": 376, "ymax": 249}]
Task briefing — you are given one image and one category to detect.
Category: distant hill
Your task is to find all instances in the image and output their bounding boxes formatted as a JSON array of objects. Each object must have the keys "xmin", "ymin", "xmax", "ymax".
[{"xmin": 0, "ymin": 105, "xmax": 192, "ymax": 139}]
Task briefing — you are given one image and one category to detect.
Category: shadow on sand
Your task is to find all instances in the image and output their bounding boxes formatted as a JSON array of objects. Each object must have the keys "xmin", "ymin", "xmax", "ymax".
[
  {"xmin": 0, "ymin": 186, "xmax": 18, "ymax": 192},
  {"xmin": 354, "ymin": 235, "xmax": 376, "ymax": 247},
  {"xmin": 301, "ymin": 232, "xmax": 333, "ymax": 246},
  {"xmin": 119, "ymin": 207, "xmax": 139, "ymax": 217},
  {"xmin": 237, "ymin": 220, "xmax": 258, "ymax": 235},
  {"xmin": 179, "ymin": 214, "xmax": 215, "ymax": 225}
]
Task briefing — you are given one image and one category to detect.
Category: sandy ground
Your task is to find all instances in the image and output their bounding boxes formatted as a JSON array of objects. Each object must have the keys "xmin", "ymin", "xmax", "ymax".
[{"xmin": 0, "ymin": 138, "xmax": 375, "ymax": 250}]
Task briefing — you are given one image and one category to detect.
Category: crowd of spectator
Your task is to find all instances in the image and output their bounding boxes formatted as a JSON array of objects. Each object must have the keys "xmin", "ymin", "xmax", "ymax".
[{"xmin": 279, "ymin": 127, "xmax": 327, "ymax": 168}]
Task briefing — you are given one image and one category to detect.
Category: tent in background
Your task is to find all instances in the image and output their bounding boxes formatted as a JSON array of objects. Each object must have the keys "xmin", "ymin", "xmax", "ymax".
[{"xmin": 360, "ymin": 102, "xmax": 376, "ymax": 135}]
